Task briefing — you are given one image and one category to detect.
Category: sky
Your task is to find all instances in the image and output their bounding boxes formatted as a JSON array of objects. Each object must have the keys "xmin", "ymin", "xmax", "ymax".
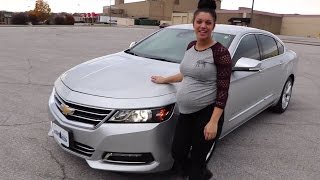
[{"xmin": 1, "ymin": 0, "xmax": 320, "ymax": 15}]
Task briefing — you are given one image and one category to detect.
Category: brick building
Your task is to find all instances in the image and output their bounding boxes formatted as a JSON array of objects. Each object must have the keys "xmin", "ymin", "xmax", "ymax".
[{"xmin": 103, "ymin": 0, "xmax": 222, "ymax": 21}]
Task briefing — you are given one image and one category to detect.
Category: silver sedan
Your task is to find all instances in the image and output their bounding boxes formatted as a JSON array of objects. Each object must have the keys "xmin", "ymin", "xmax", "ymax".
[{"xmin": 48, "ymin": 24, "xmax": 298, "ymax": 173}]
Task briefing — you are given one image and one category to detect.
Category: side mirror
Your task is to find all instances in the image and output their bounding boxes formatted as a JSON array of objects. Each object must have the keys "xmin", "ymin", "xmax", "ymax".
[
  {"xmin": 232, "ymin": 57, "xmax": 262, "ymax": 72},
  {"xmin": 129, "ymin": 42, "xmax": 136, "ymax": 48}
]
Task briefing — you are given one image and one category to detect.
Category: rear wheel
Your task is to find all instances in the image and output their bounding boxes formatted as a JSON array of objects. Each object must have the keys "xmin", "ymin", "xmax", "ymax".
[{"xmin": 272, "ymin": 78, "xmax": 293, "ymax": 113}]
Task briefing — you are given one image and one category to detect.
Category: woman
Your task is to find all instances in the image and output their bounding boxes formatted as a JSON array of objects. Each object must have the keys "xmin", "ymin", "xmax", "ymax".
[{"xmin": 151, "ymin": 0, "xmax": 232, "ymax": 179}]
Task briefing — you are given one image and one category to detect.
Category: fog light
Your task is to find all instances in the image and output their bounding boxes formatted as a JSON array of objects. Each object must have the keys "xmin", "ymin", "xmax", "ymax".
[{"xmin": 103, "ymin": 152, "xmax": 154, "ymax": 164}]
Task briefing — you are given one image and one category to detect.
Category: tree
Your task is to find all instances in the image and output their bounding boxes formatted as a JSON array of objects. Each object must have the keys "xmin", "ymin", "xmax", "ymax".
[
  {"xmin": 65, "ymin": 14, "xmax": 75, "ymax": 25},
  {"xmin": 28, "ymin": 11, "xmax": 39, "ymax": 25},
  {"xmin": 54, "ymin": 15, "xmax": 65, "ymax": 25},
  {"xmin": 53, "ymin": 14, "xmax": 75, "ymax": 25},
  {"xmin": 11, "ymin": 13, "xmax": 29, "ymax": 25},
  {"xmin": 33, "ymin": 0, "xmax": 51, "ymax": 22}
]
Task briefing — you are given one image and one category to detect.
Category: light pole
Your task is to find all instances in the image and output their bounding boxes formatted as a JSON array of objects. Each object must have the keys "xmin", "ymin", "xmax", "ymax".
[
  {"xmin": 250, "ymin": 0, "xmax": 255, "ymax": 27},
  {"xmin": 109, "ymin": 0, "xmax": 112, "ymax": 26}
]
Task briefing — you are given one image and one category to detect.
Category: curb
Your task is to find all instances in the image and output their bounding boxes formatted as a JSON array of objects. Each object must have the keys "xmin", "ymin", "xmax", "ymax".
[{"xmin": 282, "ymin": 40, "xmax": 320, "ymax": 46}]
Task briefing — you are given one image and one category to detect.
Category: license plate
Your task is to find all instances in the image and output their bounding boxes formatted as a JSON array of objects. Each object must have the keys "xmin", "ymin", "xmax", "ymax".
[{"xmin": 52, "ymin": 122, "xmax": 70, "ymax": 147}]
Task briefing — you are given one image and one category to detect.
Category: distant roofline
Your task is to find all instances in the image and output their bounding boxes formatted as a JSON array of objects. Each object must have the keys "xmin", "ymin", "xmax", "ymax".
[
  {"xmin": 167, "ymin": 24, "xmax": 267, "ymax": 36},
  {"xmin": 183, "ymin": 7, "xmax": 320, "ymax": 18},
  {"xmin": 105, "ymin": 0, "xmax": 147, "ymax": 7}
]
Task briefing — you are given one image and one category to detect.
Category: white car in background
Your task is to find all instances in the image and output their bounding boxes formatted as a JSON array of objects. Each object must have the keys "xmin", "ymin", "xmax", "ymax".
[{"xmin": 48, "ymin": 24, "xmax": 298, "ymax": 173}]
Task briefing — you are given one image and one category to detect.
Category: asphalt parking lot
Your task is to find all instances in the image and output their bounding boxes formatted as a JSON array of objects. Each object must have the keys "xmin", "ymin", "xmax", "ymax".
[{"xmin": 0, "ymin": 26, "xmax": 319, "ymax": 180}]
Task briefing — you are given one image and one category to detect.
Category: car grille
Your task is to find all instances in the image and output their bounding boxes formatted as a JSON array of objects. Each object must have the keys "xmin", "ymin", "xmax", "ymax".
[
  {"xmin": 62, "ymin": 141, "xmax": 95, "ymax": 157},
  {"xmin": 54, "ymin": 92, "xmax": 112, "ymax": 126}
]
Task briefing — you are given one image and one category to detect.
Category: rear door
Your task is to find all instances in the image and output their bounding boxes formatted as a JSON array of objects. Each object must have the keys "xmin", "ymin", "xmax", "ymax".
[{"xmin": 256, "ymin": 34, "xmax": 285, "ymax": 103}]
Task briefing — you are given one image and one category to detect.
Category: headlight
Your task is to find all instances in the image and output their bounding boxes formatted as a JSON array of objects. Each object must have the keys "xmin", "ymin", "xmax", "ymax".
[{"xmin": 108, "ymin": 104, "xmax": 174, "ymax": 123}]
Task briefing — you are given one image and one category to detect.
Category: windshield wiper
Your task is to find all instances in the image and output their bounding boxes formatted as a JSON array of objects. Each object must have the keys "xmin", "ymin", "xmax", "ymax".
[
  {"xmin": 124, "ymin": 49, "xmax": 138, "ymax": 56},
  {"xmin": 148, "ymin": 56, "xmax": 174, "ymax": 63},
  {"xmin": 125, "ymin": 50, "xmax": 175, "ymax": 63}
]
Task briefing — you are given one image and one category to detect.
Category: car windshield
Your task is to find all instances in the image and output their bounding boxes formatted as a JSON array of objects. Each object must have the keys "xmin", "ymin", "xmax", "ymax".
[{"xmin": 128, "ymin": 28, "xmax": 235, "ymax": 63}]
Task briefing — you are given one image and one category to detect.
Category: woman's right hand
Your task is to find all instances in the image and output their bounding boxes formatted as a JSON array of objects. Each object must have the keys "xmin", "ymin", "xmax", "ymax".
[
  {"xmin": 151, "ymin": 73, "xmax": 183, "ymax": 84},
  {"xmin": 151, "ymin": 76, "xmax": 166, "ymax": 84}
]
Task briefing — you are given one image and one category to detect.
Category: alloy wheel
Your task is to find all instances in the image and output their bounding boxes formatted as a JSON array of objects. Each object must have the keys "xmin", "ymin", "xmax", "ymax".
[{"xmin": 282, "ymin": 80, "xmax": 293, "ymax": 109}]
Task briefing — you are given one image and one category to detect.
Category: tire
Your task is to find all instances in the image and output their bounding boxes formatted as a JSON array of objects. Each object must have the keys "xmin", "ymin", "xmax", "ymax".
[{"xmin": 271, "ymin": 78, "xmax": 293, "ymax": 113}]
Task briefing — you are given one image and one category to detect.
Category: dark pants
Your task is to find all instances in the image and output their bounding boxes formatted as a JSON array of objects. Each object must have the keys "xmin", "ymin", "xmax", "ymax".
[{"xmin": 171, "ymin": 104, "xmax": 224, "ymax": 180}]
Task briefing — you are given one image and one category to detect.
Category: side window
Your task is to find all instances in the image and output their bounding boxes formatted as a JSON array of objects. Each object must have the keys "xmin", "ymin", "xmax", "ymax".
[
  {"xmin": 257, "ymin": 35, "xmax": 279, "ymax": 60},
  {"xmin": 232, "ymin": 34, "xmax": 260, "ymax": 66},
  {"xmin": 277, "ymin": 40, "xmax": 284, "ymax": 54}
]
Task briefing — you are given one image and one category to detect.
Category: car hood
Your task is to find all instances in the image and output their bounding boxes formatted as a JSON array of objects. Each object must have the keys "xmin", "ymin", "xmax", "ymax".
[{"xmin": 60, "ymin": 52, "xmax": 180, "ymax": 99}]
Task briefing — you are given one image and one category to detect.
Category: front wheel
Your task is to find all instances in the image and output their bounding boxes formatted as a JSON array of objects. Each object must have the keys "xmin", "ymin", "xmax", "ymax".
[{"xmin": 271, "ymin": 78, "xmax": 293, "ymax": 113}]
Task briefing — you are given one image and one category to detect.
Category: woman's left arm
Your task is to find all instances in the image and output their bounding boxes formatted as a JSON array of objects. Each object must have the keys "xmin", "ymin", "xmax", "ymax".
[{"xmin": 204, "ymin": 46, "xmax": 232, "ymax": 141}]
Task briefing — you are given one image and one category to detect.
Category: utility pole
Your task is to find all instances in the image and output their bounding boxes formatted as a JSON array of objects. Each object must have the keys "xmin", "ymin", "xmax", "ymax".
[
  {"xmin": 250, "ymin": 0, "xmax": 255, "ymax": 27},
  {"xmin": 109, "ymin": 0, "xmax": 112, "ymax": 26}
]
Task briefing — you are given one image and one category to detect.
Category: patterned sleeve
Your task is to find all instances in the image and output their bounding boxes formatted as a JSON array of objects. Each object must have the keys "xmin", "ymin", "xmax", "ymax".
[
  {"xmin": 186, "ymin": 41, "xmax": 197, "ymax": 51},
  {"xmin": 212, "ymin": 44, "xmax": 232, "ymax": 109}
]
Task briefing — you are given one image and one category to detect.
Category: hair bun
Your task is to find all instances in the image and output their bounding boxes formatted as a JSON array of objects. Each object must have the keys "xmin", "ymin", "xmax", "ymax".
[{"xmin": 197, "ymin": 0, "xmax": 217, "ymax": 10}]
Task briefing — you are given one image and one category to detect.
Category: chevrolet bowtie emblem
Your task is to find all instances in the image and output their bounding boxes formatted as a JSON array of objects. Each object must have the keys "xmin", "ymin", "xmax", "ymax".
[{"xmin": 60, "ymin": 104, "xmax": 75, "ymax": 116}]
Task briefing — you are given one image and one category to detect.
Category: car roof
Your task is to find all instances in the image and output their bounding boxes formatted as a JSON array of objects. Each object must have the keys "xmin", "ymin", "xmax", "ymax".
[{"xmin": 167, "ymin": 24, "xmax": 271, "ymax": 36}]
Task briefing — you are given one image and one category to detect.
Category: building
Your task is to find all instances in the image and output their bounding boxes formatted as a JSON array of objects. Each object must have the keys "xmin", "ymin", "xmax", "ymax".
[
  {"xmin": 172, "ymin": 7, "xmax": 282, "ymax": 34},
  {"xmin": 73, "ymin": 13, "xmax": 101, "ymax": 24},
  {"xmin": 103, "ymin": 0, "xmax": 222, "ymax": 21},
  {"xmin": 172, "ymin": 7, "xmax": 320, "ymax": 38},
  {"xmin": 281, "ymin": 14, "xmax": 320, "ymax": 38},
  {"xmin": 101, "ymin": 1, "xmax": 320, "ymax": 38},
  {"xmin": 0, "ymin": 11, "xmax": 13, "ymax": 24}
]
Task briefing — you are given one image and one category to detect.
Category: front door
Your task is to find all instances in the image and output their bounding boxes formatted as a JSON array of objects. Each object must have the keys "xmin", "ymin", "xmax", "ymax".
[{"xmin": 221, "ymin": 34, "xmax": 267, "ymax": 137}]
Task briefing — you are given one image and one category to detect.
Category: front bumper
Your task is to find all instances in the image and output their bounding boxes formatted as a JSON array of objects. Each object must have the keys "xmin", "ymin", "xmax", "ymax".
[{"xmin": 48, "ymin": 91, "xmax": 177, "ymax": 173}]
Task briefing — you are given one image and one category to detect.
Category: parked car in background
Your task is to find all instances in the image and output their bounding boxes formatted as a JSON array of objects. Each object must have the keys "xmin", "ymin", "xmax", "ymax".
[
  {"xmin": 48, "ymin": 24, "xmax": 298, "ymax": 173},
  {"xmin": 159, "ymin": 22, "xmax": 170, "ymax": 28}
]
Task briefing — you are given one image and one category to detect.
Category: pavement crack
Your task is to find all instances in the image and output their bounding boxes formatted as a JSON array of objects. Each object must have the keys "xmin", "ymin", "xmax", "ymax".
[
  {"xmin": 31, "ymin": 83, "xmax": 53, "ymax": 87},
  {"xmin": 41, "ymin": 145, "xmax": 67, "ymax": 180},
  {"xmin": 0, "ymin": 121, "xmax": 48, "ymax": 127},
  {"xmin": 26, "ymin": 58, "xmax": 33, "ymax": 84},
  {"xmin": 0, "ymin": 114, "xmax": 11, "ymax": 125},
  {"xmin": 0, "ymin": 59, "xmax": 52, "ymax": 87},
  {"xmin": 23, "ymin": 137, "xmax": 68, "ymax": 179},
  {"xmin": 0, "ymin": 81, "xmax": 52, "ymax": 87}
]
